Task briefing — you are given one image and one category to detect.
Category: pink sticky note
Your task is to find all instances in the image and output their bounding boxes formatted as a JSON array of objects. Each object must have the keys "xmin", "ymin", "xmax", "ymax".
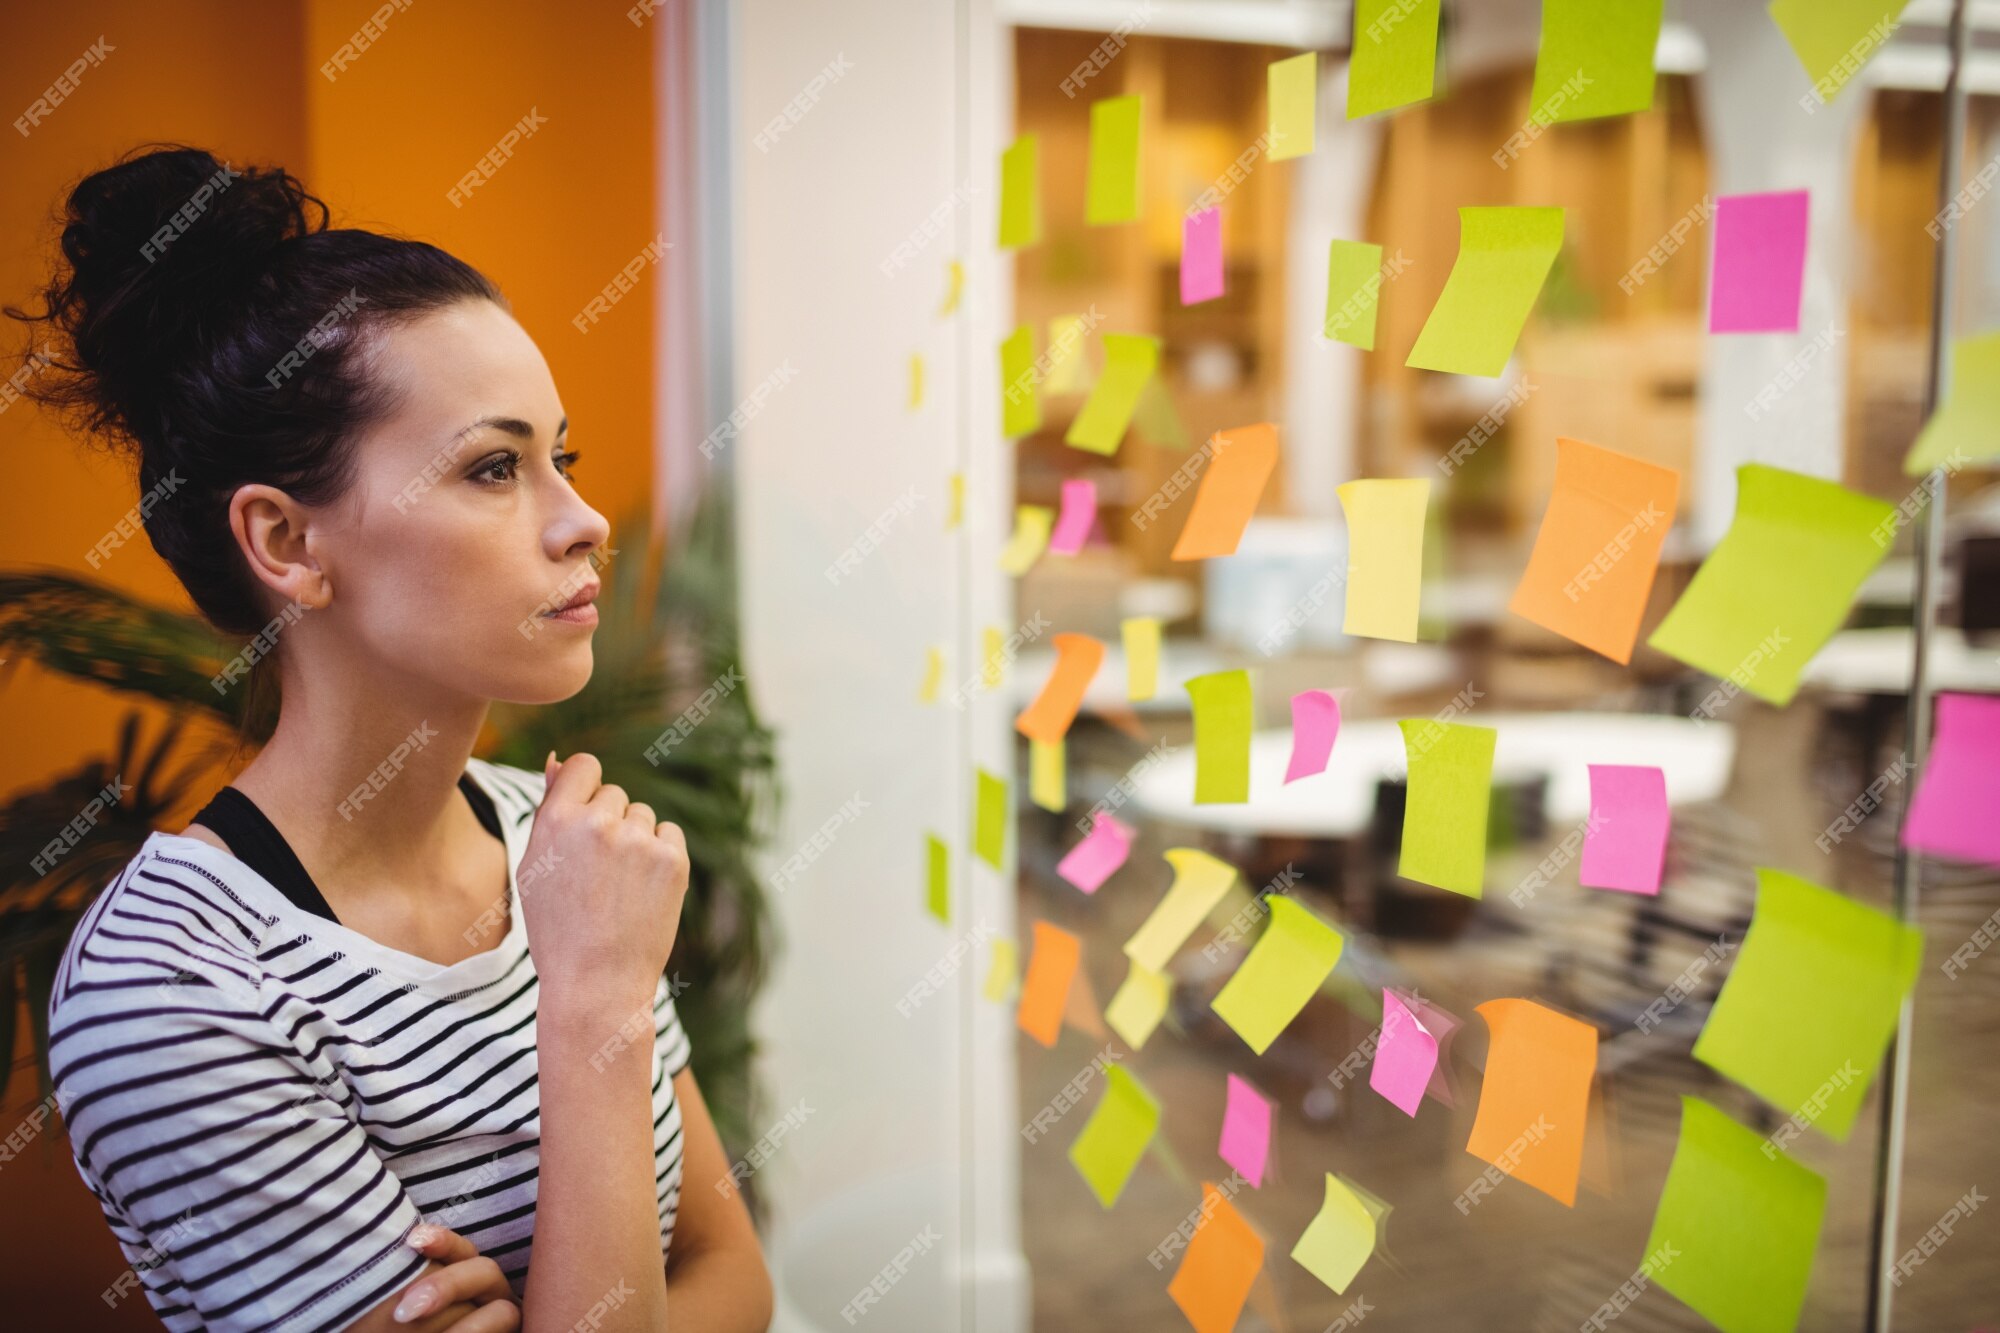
[
  {"xmin": 1048, "ymin": 478, "xmax": 1098, "ymax": 555},
  {"xmin": 1181, "ymin": 207, "xmax": 1224, "ymax": 305},
  {"xmin": 1580, "ymin": 764, "xmax": 1669, "ymax": 895},
  {"xmin": 1709, "ymin": 189, "xmax": 1808, "ymax": 333},
  {"xmin": 1219, "ymin": 1073, "xmax": 1272, "ymax": 1187},
  {"xmin": 1056, "ymin": 814, "xmax": 1136, "ymax": 894},
  {"xmin": 1284, "ymin": 689, "xmax": 1341, "ymax": 783},
  {"xmin": 1369, "ymin": 989, "xmax": 1439, "ymax": 1117},
  {"xmin": 1400, "ymin": 990, "xmax": 1462, "ymax": 1108},
  {"xmin": 1901, "ymin": 692, "xmax": 2000, "ymax": 867}
]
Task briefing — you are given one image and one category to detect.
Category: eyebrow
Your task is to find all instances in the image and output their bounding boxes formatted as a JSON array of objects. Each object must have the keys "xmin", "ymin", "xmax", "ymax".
[{"xmin": 451, "ymin": 415, "xmax": 568, "ymax": 449}]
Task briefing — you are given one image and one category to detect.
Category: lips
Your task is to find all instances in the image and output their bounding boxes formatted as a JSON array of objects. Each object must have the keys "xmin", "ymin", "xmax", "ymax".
[{"xmin": 545, "ymin": 580, "xmax": 600, "ymax": 616}]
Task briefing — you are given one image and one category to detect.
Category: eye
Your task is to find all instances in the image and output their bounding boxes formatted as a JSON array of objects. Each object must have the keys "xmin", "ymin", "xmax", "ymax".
[
  {"xmin": 473, "ymin": 449, "xmax": 522, "ymax": 485},
  {"xmin": 556, "ymin": 448, "xmax": 581, "ymax": 480}
]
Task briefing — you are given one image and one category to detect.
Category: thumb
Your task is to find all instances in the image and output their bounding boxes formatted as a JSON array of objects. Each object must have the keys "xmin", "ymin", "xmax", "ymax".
[{"xmin": 545, "ymin": 750, "xmax": 557, "ymax": 784}]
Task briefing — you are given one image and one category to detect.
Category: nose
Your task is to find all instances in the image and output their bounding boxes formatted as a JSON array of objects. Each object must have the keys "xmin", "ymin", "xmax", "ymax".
[{"xmin": 547, "ymin": 488, "xmax": 612, "ymax": 564}]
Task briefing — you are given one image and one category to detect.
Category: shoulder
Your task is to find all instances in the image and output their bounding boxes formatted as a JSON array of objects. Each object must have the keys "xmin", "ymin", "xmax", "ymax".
[{"xmin": 465, "ymin": 755, "xmax": 548, "ymax": 828}]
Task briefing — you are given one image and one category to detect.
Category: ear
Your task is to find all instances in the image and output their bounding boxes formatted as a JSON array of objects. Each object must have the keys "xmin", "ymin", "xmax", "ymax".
[{"xmin": 230, "ymin": 482, "xmax": 328, "ymax": 612}]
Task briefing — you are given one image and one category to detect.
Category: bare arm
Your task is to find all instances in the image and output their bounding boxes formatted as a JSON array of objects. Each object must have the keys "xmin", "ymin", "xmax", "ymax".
[{"xmin": 662, "ymin": 1067, "xmax": 774, "ymax": 1328}]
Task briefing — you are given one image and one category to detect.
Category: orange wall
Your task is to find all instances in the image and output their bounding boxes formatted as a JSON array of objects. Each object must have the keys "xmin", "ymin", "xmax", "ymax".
[{"xmin": 0, "ymin": 2, "xmax": 658, "ymax": 1322}]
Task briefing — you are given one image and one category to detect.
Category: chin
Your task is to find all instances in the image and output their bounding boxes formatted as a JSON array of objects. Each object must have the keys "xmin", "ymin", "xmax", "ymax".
[{"xmin": 484, "ymin": 642, "xmax": 595, "ymax": 705}]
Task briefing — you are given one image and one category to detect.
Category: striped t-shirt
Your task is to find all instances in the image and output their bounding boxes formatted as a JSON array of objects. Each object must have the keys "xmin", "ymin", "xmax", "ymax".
[{"xmin": 46, "ymin": 757, "xmax": 692, "ymax": 1332}]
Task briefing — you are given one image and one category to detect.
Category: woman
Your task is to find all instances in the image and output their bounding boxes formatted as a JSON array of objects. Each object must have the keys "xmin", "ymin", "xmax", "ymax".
[{"xmin": 15, "ymin": 144, "xmax": 774, "ymax": 1331}]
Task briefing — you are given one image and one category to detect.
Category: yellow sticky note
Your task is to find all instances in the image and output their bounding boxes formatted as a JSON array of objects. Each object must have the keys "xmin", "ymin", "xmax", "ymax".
[
  {"xmin": 1291, "ymin": 1173, "xmax": 1383, "ymax": 1295},
  {"xmin": 998, "ymin": 504, "xmax": 1055, "ymax": 575},
  {"xmin": 1001, "ymin": 325, "xmax": 1041, "ymax": 438},
  {"xmin": 947, "ymin": 473, "xmax": 964, "ymax": 530},
  {"xmin": 1530, "ymin": 0, "xmax": 1663, "ymax": 124},
  {"xmin": 1406, "ymin": 207, "xmax": 1565, "ymax": 378},
  {"xmin": 1398, "ymin": 720, "xmax": 1495, "ymax": 896},
  {"xmin": 1325, "ymin": 239, "xmax": 1385, "ymax": 350},
  {"xmin": 1126, "ymin": 847, "xmax": 1240, "ymax": 973},
  {"xmin": 1105, "ymin": 958, "xmax": 1173, "ymax": 1051},
  {"xmin": 1068, "ymin": 1063, "xmax": 1160, "ymax": 1208},
  {"xmin": 1211, "ymin": 896, "xmax": 1345, "ymax": 1055},
  {"xmin": 984, "ymin": 937, "xmax": 1019, "ymax": 1003},
  {"xmin": 1133, "ymin": 374, "xmax": 1189, "ymax": 449},
  {"xmin": 1122, "ymin": 616, "xmax": 1162, "ymax": 700},
  {"xmin": 1046, "ymin": 314, "xmax": 1091, "ymax": 394},
  {"xmin": 1067, "ymin": 333, "xmax": 1160, "ymax": 455},
  {"xmin": 925, "ymin": 832, "xmax": 950, "ymax": 923},
  {"xmin": 981, "ymin": 625, "xmax": 1005, "ymax": 688},
  {"xmin": 999, "ymin": 133, "xmax": 1041, "ymax": 248},
  {"xmin": 1268, "ymin": 52, "xmax": 1317, "ymax": 160},
  {"xmin": 1348, "ymin": 0, "xmax": 1442, "ymax": 118},
  {"xmin": 974, "ymin": 766, "xmax": 1008, "ymax": 870},
  {"xmin": 1086, "ymin": 94, "xmax": 1143, "ymax": 226},
  {"xmin": 1031, "ymin": 737, "xmax": 1065, "ymax": 813},
  {"xmin": 908, "ymin": 353, "xmax": 924, "ymax": 410},
  {"xmin": 1769, "ymin": 0, "xmax": 1911, "ymax": 105},
  {"xmin": 919, "ymin": 644, "xmax": 944, "ymax": 703},
  {"xmin": 1904, "ymin": 331, "xmax": 2000, "ymax": 475},
  {"xmin": 1185, "ymin": 669, "xmax": 1253, "ymax": 804},
  {"xmin": 939, "ymin": 259, "xmax": 964, "ymax": 316},
  {"xmin": 1337, "ymin": 479, "xmax": 1429, "ymax": 642}
]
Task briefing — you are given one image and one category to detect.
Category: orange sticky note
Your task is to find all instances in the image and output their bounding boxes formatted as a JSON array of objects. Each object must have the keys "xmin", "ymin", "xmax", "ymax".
[
  {"xmin": 1465, "ymin": 998, "xmax": 1598, "ymax": 1207},
  {"xmin": 1171, "ymin": 423, "xmax": 1281, "ymax": 560},
  {"xmin": 1017, "ymin": 920, "xmax": 1082, "ymax": 1048},
  {"xmin": 1167, "ymin": 1180, "xmax": 1265, "ymax": 1333},
  {"xmin": 1015, "ymin": 632, "xmax": 1106, "ymax": 743},
  {"xmin": 1508, "ymin": 438, "xmax": 1680, "ymax": 664}
]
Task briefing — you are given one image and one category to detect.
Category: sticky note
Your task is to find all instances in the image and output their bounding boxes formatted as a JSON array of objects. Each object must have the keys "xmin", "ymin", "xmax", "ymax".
[
  {"xmin": 1580, "ymin": 764, "xmax": 1669, "ymax": 894},
  {"xmin": 1181, "ymin": 207, "xmax": 1224, "ymax": 305},
  {"xmin": 1769, "ymin": 0, "xmax": 1910, "ymax": 104},
  {"xmin": 1064, "ymin": 965, "xmax": 1109, "ymax": 1041},
  {"xmin": 1016, "ymin": 632, "xmax": 1105, "ymax": 743},
  {"xmin": 1291, "ymin": 1173, "xmax": 1382, "ymax": 1295},
  {"xmin": 1220, "ymin": 1073, "xmax": 1275, "ymax": 1187},
  {"xmin": 1171, "ymin": 423, "xmax": 1280, "ymax": 560},
  {"xmin": 1030, "ymin": 737, "xmax": 1065, "ymax": 813},
  {"xmin": 974, "ymin": 767, "xmax": 1007, "ymax": 869},
  {"xmin": 1646, "ymin": 464, "xmax": 1893, "ymax": 707},
  {"xmin": 1348, "ymin": 0, "xmax": 1441, "ymax": 118},
  {"xmin": 1167, "ymin": 1181, "xmax": 1264, "ymax": 1333},
  {"xmin": 1105, "ymin": 958, "xmax": 1173, "ymax": 1050},
  {"xmin": 1067, "ymin": 333, "xmax": 1160, "ymax": 455},
  {"xmin": 1508, "ymin": 438, "xmax": 1678, "ymax": 663},
  {"xmin": 1693, "ymin": 868, "xmax": 1922, "ymax": 1141},
  {"xmin": 1530, "ymin": 0, "xmax": 1663, "ymax": 123},
  {"xmin": 1086, "ymin": 94, "xmax": 1143, "ymax": 226},
  {"xmin": 947, "ymin": 473, "xmax": 964, "ymax": 530},
  {"xmin": 1709, "ymin": 189, "xmax": 1809, "ymax": 333},
  {"xmin": 1337, "ymin": 479, "xmax": 1429, "ymax": 642},
  {"xmin": 1000, "ymin": 325, "xmax": 1041, "ymax": 438},
  {"xmin": 1058, "ymin": 814, "xmax": 1136, "ymax": 895},
  {"xmin": 1046, "ymin": 314, "xmax": 1091, "ymax": 394},
  {"xmin": 1406, "ymin": 207, "xmax": 1565, "ymax": 377},
  {"xmin": 997, "ymin": 504, "xmax": 1055, "ymax": 576},
  {"xmin": 999, "ymin": 133, "xmax": 1041, "ymax": 248},
  {"xmin": 1466, "ymin": 998, "xmax": 1597, "ymax": 1207},
  {"xmin": 1902, "ymin": 692, "xmax": 2000, "ymax": 866},
  {"xmin": 1268, "ymin": 52, "xmax": 1317, "ymax": 159},
  {"xmin": 908, "ymin": 353, "xmax": 923, "ymax": 409},
  {"xmin": 1324, "ymin": 239, "xmax": 1384, "ymax": 349},
  {"xmin": 1369, "ymin": 988, "xmax": 1439, "ymax": 1117},
  {"xmin": 981, "ymin": 625, "xmax": 1005, "ymax": 688},
  {"xmin": 1133, "ymin": 374, "xmax": 1189, "ymax": 449},
  {"xmin": 1398, "ymin": 720, "xmax": 1496, "ymax": 896},
  {"xmin": 1049, "ymin": 478, "xmax": 1098, "ymax": 555},
  {"xmin": 1285, "ymin": 689, "xmax": 1341, "ymax": 783},
  {"xmin": 1212, "ymin": 896, "xmax": 1345, "ymax": 1055},
  {"xmin": 926, "ymin": 833, "xmax": 950, "ymax": 923},
  {"xmin": 1185, "ymin": 669, "xmax": 1253, "ymax": 804},
  {"xmin": 984, "ymin": 937, "xmax": 1018, "ymax": 1003},
  {"xmin": 1645, "ymin": 1096, "xmax": 1828, "ymax": 1333},
  {"xmin": 1402, "ymin": 989, "xmax": 1464, "ymax": 1107},
  {"xmin": 1018, "ymin": 919, "xmax": 1081, "ymax": 1048},
  {"xmin": 919, "ymin": 644, "xmax": 944, "ymax": 703},
  {"xmin": 1122, "ymin": 616, "xmax": 1161, "ymax": 700},
  {"xmin": 1067, "ymin": 1063, "xmax": 1160, "ymax": 1208},
  {"xmin": 1903, "ymin": 331, "xmax": 2000, "ymax": 475},
  {"xmin": 939, "ymin": 259, "xmax": 963, "ymax": 316},
  {"xmin": 1126, "ymin": 847, "xmax": 1240, "ymax": 973}
]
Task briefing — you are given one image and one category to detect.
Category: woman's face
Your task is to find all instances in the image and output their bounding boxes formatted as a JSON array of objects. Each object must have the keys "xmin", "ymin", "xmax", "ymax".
[{"xmin": 242, "ymin": 298, "xmax": 613, "ymax": 705}]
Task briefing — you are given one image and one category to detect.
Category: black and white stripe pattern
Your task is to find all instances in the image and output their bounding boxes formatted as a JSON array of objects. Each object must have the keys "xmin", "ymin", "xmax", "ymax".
[{"xmin": 47, "ymin": 757, "xmax": 691, "ymax": 1332}]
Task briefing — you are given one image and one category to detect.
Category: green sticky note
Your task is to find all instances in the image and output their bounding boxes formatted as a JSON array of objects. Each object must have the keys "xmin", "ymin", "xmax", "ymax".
[
  {"xmin": 1067, "ymin": 1063, "xmax": 1161, "ymax": 1208},
  {"xmin": 1066, "ymin": 333, "xmax": 1159, "ymax": 455},
  {"xmin": 1348, "ymin": 0, "xmax": 1441, "ymax": 118},
  {"xmin": 974, "ymin": 767, "xmax": 1008, "ymax": 870},
  {"xmin": 1647, "ymin": 464, "xmax": 1893, "ymax": 707},
  {"xmin": 926, "ymin": 833, "xmax": 950, "ymax": 923},
  {"xmin": 1211, "ymin": 896, "xmax": 1345, "ymax": 1055},
  {"xmin": 1530, "ymin": 0, "xmax": 1663, "ymax": 124},
  {"xmin": 1768, "ymin": 0, "xmax": 1911, "ymax": 104},
  {"xmin": 1693, "ymin": 868, "xmax": 1922, "ymax": 1142},
  {"xmin": 999, "ymin": 133, "xmax": 1041, "ymax": 248},
  {"xmin": 1000, "ymin": 324, "xmax": 1041, "ymax": 438},
  {"xmin": 1406, "ymin": 207, "xmax": 1564, "ymax": 377},
  {"xmin": 1268, "ymin": 52, "xmax": 1317, "ymax": 160},
  {"xmin": 1132, "ymin": 374, "xmax": 1188, "ymax": 450},
  {"xmin": 1185, "ymin": 669, "xmax": 1252, "ymax": 804},
  {"xmin": 1645, "ymin": 1096, "xmax": 1828, "ymax": 1333},
  {"xmin": 1086, "ymin": 94, "xmax": 1143, "ymax": 226},
  {"xmin": 1904, "ymin": 330, "xmax": 2000, "ymax": 475},
  {"xmin": 1397, "ymin": 720, "xmax": 1495, "ymax": 897},
  {"xmin": 1324, "ymin": 239, "xmax": 1385, "ymax": 350}
]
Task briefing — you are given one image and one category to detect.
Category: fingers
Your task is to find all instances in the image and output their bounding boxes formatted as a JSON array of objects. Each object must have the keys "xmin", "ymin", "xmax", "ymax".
[
  {"xmin": 406, "ymin": 1222, "xmax": 479, "ymax": 1265},
  {"xmin": 623, "ymin": 800, "xmax": 659, "ymax": 829},
  {"xmin": 446, "ymin": 1301, "xmax": 523, "ymax": 1332},
  {"xmin": 395, "ymin": 1256, "xmax": 513, "ymax": 1322},
  {"xmin": 544, "ymin": 751, "xmax": 603, "ymax": 807}
]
